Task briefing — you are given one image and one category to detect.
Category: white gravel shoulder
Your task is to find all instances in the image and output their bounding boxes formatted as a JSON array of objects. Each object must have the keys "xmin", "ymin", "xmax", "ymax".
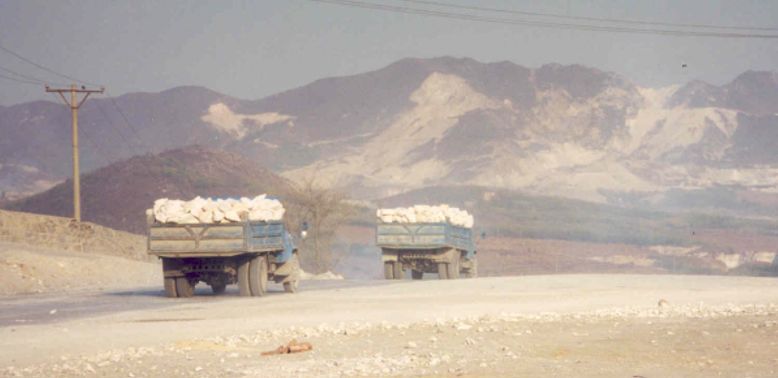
[{"xmin": 3, "ymin": 274, "xmax": 778, "ymax": 377}]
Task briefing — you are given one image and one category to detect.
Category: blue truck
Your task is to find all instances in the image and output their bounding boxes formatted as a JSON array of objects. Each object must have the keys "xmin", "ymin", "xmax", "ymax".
[
  {"xmin": 376, "ymin": 222, "xmax": 477, "ymax": 280},
  {"xmin": 147, "ymin": 214, "xmax": 300, "ymax": 298}
]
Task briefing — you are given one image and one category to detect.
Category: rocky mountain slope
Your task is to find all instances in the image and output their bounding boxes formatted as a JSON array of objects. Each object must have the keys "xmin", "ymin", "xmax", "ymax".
[
  {"xmin": 6, "ymin": 146, "xmax": 295, "ymax": 234},
  {"xmin": 2, "ymin": 57, "xmax": 777, "ymax": 206},
  {"xmin": 283, "ymin": 61, "xmax": 778, "ymax": 203}
]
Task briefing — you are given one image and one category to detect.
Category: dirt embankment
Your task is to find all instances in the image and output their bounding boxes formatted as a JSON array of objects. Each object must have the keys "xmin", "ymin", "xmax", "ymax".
[
  {"xmin": 0, "ymin": 242, "xmax": 160, "ymax": 296},
  {"xmin": 0, "ymin": 210, "xmax": 159, "ymax": 296},
  {"xmin": 0, "ymin": 210, "xmax": 148, "ymax": 261}
]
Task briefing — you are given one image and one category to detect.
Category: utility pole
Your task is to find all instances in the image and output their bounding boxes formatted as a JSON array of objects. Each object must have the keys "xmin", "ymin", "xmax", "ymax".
[{"xmin": 45, "ymin": 84, "xmax": 104, "ymax": 222}]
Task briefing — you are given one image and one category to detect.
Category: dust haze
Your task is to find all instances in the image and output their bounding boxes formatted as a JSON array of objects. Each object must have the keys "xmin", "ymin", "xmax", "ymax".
[{"xmin": 2, "ymin": 1, "xmax": 778, "ymax": 377}]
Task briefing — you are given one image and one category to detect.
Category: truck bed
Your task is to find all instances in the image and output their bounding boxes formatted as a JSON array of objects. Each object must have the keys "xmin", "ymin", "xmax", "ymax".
[
  {"xmin": 148, "ymin": 221, "xmax": 292, "ymax": 258},
  {"xmin": 376, "ymin": 222, "xmax": 475, "ymax": 253}
]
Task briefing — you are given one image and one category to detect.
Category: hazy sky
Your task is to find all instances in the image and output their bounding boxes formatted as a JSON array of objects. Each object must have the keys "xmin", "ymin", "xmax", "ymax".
[{"xmin": 0, "ymin": 0, "xmax": 777, "ymax": 105}]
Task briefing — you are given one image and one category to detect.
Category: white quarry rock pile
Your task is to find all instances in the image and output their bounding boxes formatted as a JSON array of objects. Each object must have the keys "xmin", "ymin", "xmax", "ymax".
[
  {"xmin": 299, "ymin": 269, "xmax": 345, "ymax": 280},
  {"xmin": 377, "ymin": 204, "xmax": 474, "ymax": 228},
  {"xmin": 148, "ymin": 195, "xmax": 285, "ymax": 224}
]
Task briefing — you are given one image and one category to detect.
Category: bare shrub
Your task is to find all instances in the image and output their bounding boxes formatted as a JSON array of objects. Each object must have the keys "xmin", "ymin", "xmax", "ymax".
[{"xmin": 286, "ymin": 177, "xmax": 353, "ymax": 273}]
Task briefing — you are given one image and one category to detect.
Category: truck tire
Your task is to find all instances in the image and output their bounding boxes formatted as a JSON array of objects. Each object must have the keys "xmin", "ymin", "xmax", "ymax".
[
  {"xmin": 465, "ymin": 259, "xmax": 478, "ymax": 278},
  {"xmin": 175, "ymin": 277, "xmax": 194, "ymax": 297},
  {"xmin": 437, "ymin": 263, "xmax": 448, "ymax": 279},
  {"xmin": 210, "ymin": 283, "xmax": 226, "ymax": 295},
  {"xmin": 283, "ymin": 281, "xmax": 299, "ymax": 293},
  {"xmin": 238, "ymin": 257, "xmax": 251, "ymax": 297},
  {"xmin": 393, "ymin": 262, "xmax": 403, "ymax": 280},
  {"xmin": 465, "ymin": 258, "xmax": 478, "ymax": 278},
  {"xmin": 412, "ymin": 270, "xmax": 423, "ymax": 280},
  {"xmin": 384, "ymin": 262, "xmax": 395, "ymax": 280},
  {"xmin": 163, "ymin": 277, "xmax": 178, "ymax": 298},
  {"xmin": 249, "ymin": 255, "xmax": 268, "ymax": 297},
  {"xmin": 447, "ymin": 257, "xmax": 460, "ymax": 279}
]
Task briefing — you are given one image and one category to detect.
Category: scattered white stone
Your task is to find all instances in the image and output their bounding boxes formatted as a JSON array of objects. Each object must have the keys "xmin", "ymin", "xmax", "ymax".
[{"xmin": 299, "ymin": 269, "xmax": 345, "ymax": 280}]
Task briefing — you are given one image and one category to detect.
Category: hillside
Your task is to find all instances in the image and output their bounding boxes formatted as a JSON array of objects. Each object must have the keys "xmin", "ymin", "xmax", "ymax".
[
  {"xmin": 329, "ymin": 185, "xmax": 778, "ymax": 278},
  {"xmin": 2, "ymin": 57, "xmax": 778, "ymax": 213},
  {"xmin": 6, "ymin": 146, "xmax": 295, "ymax": 234},
  {"xmin": 392, "ymin": 185, "xmax": 778, "ymax": 271},
  {"xmin": 0, "ymin": 87, "xmax": 244, "ymax": 199},
  {"xmin": 375, "ymin": 185, "xmax": 778, "ymax": 247}
]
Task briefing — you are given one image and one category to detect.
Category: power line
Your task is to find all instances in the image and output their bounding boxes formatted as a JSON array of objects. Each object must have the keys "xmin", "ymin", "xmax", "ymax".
[
  {"xmin": 0, "ymin": 72, "xmax": 41, "ymax": 86},
  {"xmin": 105, "ymin": 90, "xmax": 151, "ymax": 152},
  {"xmin": 0, "ymin": 64, "xmax": 52, "ymax": 84},
  {"xmin": 94, "ymin": 99, "xmax": 146, "ymax": 152},
  {"xmin": 398, "ymin": 0, "xmax": 778, "ymax": 32},
  {"xmin": 78, "ymin": 123, "xmax": 116, "ymax": 170},
  {"xmin": 0, "ymin": 42, "xmax": 101, "ymax": 86},
  {"xmin": 0, "ymin": 48, "xmax": 144, "ymax": 152},
  {"xmin": 309, "ymin": 0, "xmax": 778, "ymax": 39}
]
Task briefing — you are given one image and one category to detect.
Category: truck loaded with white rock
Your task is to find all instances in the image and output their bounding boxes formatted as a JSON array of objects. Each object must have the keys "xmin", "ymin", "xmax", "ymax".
[
  {"xmin": 376, "ymin": 204, "xmax": 477, "ymax": 280},
  {"xmin": 146, "ymin": 195, "xmax": 300, "ymax": 298}
]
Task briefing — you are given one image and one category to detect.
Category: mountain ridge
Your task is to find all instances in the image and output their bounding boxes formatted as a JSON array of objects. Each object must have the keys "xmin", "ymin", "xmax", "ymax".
[{"xmin": 1, "ymin": 56, "xmax": 777, "ymax": 207}]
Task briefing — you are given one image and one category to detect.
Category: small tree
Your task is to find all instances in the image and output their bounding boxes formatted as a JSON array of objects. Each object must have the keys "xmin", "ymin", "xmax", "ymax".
[{"xmin": 287, "ymin": 177, "xmax": 352, "ymax": 273}]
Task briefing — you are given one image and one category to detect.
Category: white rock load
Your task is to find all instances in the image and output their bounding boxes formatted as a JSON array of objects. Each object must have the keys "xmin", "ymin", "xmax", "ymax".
[
  {"xmin": 376, "ymin": 204, "xmax": 474, "ymax": 228},
  {"xmin": 148, "ymin": 195, "xmax": 285, "ymax": 224}
]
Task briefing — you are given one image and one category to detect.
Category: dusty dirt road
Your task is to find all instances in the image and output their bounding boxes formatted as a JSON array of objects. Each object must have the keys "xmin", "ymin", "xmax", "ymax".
[
  {"xmin": 3, "ymin": 274, "xmax": 778, "ymax": 377},
  {"xmin": 0, "ymin": 280, "xmax": 389, "ymax": 328}
]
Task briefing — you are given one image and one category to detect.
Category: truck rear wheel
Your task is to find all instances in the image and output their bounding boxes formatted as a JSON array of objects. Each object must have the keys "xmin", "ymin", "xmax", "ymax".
[
  {"xmin": 412, "ymin": 270, "xmax": 423, "ymax": 280},
  {"xmin": 465, "ymin": 259, "xmax": 478, "ymax": 278},
  {"xmin": 175, "ymin": 277, "xmax": 194, "ymax": 297},
  {"xmin": 249, "ymin": 255, "xmax": 268, "ymax": 297},
  {"xmin": 393, "ymin": 262, "xmax": 403, "ymax": 280},
  {"xmin": 437, "ymin": 263, "xmax": 448, "ymax": 279},
  {"xmin": 384, "ymin": 262, "xmax": 395, "ymax": 280},
  {"xmin": 163, "ymin": 277, "xmax": 178, "ymax": 297},
  {"xmin": 238, "ymin": 258, "xmax": 251, "ymax": 296},
  {"xmin": 447, "ymin": 258, "xmax": 460, "ymax": 279}
]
